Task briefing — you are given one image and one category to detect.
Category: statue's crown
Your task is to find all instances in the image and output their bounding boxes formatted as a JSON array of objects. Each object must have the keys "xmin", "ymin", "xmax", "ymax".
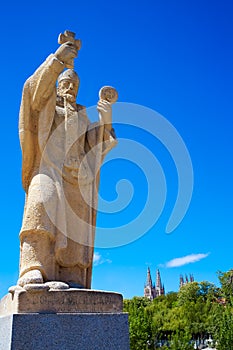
[{"xmin": 58, "ymin": 69, "xmax": 79, "ymax": 84}]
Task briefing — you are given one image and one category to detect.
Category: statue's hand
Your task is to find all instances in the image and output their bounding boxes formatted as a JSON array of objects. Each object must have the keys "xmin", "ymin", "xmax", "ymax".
[
  {"xmin": 97, "ymin": 100, "xmax": 112, "ymax": 129},
  {"xmin": 54, "ymin": 42, "xmax": 77, "ymax": 66}
]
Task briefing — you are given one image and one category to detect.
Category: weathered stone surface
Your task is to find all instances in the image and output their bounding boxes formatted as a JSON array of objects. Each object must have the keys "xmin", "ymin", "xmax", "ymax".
[
  {"xmin": 99, "ymin": 85, "xmax": 118, "ymax": 103},
  {"xmin": 0, "ymin": 289, "xmax": 123, "ymax": 315},
  {"xmin": 58, "ymin": 30, "xmax": 81, "ymax": 68},
  {"xmin": 0, "ymin": 313, "xmax": 129, "ymax": 350},
  {"xmin": 17, "ymin": 31, "xmax": 118, "ymax": 289},
  {"xmin": 45, "ymin": 281, "xmax": 70, "ymax": 290},
  {"xmin": 0, "ymin": 30, "xmax": 128, "ymax": 350},
  {"xmin": 24, "ymin": 283, "xmax": 50, "ymax": 292}
]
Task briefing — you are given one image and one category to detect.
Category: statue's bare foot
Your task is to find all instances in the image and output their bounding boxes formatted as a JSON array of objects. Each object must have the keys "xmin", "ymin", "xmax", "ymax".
[{"xmin": 17, "ymin": 269, "xmax": 43, "ymax": 287}]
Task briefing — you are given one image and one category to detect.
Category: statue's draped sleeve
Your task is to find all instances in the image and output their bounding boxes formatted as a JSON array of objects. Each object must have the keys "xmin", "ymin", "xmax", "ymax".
[{"xmin": 19, "ymin": 55, "xmax": 65, "ymax": 191}]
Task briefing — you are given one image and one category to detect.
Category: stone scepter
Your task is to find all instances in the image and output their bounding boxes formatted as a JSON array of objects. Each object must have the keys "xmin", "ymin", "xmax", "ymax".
[{"xmin": 58, "ymin": 30, "xmax": 82, "ymax": 68}]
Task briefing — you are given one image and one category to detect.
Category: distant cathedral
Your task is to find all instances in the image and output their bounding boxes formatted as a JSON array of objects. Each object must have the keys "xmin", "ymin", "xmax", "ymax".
[
  {"xmin": 144, "ymin": 267, "xmax": 165, "ymax": 300},
  {"xmin": 179, "ymin": 274, "xmax": 194, "ymax": 289},
  {"xmin": 144, "ymin": 268, "xmax": 195, "ymax": 299}
]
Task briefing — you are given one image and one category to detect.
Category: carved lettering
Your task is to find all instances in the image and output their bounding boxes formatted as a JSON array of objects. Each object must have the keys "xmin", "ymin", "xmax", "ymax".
[{"xmin": 21, "ymin": 290, "xmax": 121, "ymax": 313}]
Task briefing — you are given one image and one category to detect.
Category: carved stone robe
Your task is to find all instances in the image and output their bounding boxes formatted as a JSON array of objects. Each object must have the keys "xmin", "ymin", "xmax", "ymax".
[{"xmin": 19, "ymin": 54, "xmax": 117, "ymax": 287}]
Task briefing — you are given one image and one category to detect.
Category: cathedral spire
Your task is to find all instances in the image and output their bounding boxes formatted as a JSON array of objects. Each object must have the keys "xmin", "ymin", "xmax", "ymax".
[
  {"xmin": 144, "ymin": 268, "xmax": 165, "ymax": 299},
  {"xmin": 144, "ymin": 267, "xmax": 154, "ymax": 300},
  {"xmin": 190, "ymin": 274, "xmax": 194, "ymax": 282},
  {"xmin": 179, "ymin": 274, "xmax": 195, "ymax": 289},
  {"xmin": 156, "ymin": 269, "xmax": 162, "ymax": 289},
  {"xmin": 179, "ymin": 274, "xmax": 184, "ymax": 288},
  {"xmin": 155, "ymin": 269, "xmax": 164, "ymax": 296},
  {"xmin": 162, "ymin": 284, "xmax": 165, "ymax": 295},
  {"xmin": 146, "ymin": 267, "xmax": 153, "ymax": 288}
]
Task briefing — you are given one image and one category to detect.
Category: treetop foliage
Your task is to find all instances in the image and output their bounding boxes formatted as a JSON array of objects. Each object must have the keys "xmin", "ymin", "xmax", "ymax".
[{"xmin": 124, "ymin": 270, "xmax": 233, "ymax": 350}]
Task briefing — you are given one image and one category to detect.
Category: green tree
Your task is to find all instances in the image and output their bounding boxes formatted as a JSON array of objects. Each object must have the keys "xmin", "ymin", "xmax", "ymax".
[
  {"xmin": 218, "ymin": 270, "xmax": 233, "ymax": 302},
  {"xmin": 169, "ymin": 330, "xmax": 193, "ymax": 350},
  {"xmin": 216, "ymin": 305, "xmax": 233, "ymax": 350},
  {"xmin": 124, "ymin": 272, "xmax": 233, "ymax": 349},
  {"xmin": 123, "ymin": 297, "xmax": 153, "ymax": 350}
]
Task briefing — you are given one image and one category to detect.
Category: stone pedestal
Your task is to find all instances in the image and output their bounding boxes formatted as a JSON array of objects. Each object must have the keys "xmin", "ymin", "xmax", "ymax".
[
  {"xmin": 0, "ymin": 286, "xmax": 130, "ymax": 349},
  {"xmin": 0, "ymin": 287, "xmax": 123, "ymax": 315},
  {"xmin": 0, "ymin": 313, "xmax": 129, "ymax": 350}
]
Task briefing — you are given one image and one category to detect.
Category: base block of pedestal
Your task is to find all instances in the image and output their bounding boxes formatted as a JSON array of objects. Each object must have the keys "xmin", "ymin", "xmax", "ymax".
[{"xmin": 0, "ymin": 313, "xmax": 130, "ymax": 350}]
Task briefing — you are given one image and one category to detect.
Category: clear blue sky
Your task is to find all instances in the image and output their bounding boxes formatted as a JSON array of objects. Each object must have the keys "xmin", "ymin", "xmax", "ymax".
[{"xmin": 0, "ymin": 0, "xmax": 232, "ymax": 299}]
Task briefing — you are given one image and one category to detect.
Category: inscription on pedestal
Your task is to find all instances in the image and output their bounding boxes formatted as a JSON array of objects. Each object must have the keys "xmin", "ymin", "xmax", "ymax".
[{"xmin": 0, "ymin": 289, "xmax": 123, "ymax": 315}]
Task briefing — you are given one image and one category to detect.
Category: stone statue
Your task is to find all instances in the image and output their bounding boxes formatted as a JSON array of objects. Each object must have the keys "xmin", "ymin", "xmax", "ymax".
[{"xmin": 17, "ymin": 31, "xmax": 117, "ymax": 289}]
